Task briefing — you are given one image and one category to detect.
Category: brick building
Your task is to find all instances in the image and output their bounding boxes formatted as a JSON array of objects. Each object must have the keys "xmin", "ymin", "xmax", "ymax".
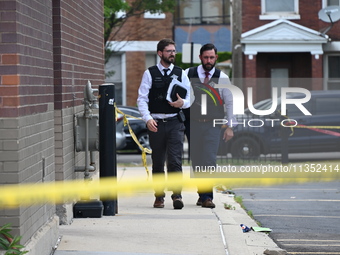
[
  {"xmin": 0, "ymin": 1, "xmax": 104, "ymax": 254},
  {"xmin": 106, "ymin": 0, "xmax": 232, "ymax": 107},
  {"xmin": 233, "ymin": 0, "xmax": 340, "ymax": 102},
  {"xmin": 105, "ymin": 10, "xmax": 173, "ymax": 106}
]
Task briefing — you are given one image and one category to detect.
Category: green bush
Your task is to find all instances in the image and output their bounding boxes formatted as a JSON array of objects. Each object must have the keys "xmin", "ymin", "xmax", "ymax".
[{"xmin": 0, "ymin": 224, "xmax": 28, "ymax": 255}]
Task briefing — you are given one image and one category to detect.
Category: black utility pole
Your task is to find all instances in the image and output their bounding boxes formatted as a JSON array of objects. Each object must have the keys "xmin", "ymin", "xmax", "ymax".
[{"xmin": 99, "ymin": 83, "xmax": 117, "ymax": 216}]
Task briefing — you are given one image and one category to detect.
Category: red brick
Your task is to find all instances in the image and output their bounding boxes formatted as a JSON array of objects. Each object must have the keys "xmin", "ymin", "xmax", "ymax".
[
  {"xmin": 2, "ymin": 54, "xmax": 19, "ymax": 65},
  {"xmin": 3, "ymin": 96, "xmax": 19, "ymax": 107},
  {"xmin": 0, "ymin": 86, "xmax": 18, "ymax": 96},
  {"xmin": 2, "ymin": 75, "xmax": 20, "ymax": 85}
]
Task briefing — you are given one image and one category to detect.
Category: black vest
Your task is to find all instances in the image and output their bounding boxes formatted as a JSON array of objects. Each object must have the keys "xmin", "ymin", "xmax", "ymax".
[
  {"xmin": 186, "ymin": 66, "xmax": 225, "ymax": 120},
  {"xmin": 148, "ymin": 65, "xmax": 182, "ymax": 114}
]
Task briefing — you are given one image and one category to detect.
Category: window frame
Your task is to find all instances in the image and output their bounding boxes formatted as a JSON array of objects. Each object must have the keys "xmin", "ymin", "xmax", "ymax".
[
  {"xmin": 174, "ymin": 0, "xmax": 230, "ymax": 25},
  {"xmin": 144, "ymin": 12, "xmax": 165, "ymax": 19},
  {"xmin": 323, "ymin": 0, "xmax": 340, "ymax": 7},
  {"xmin": 105, "ymin": 53, "xmax": 126, "ymax": 105},
  {"xmin": 260, "ymin": 0, "xmax": 300, "ymax": 20},
  {"xmin": 324, "ymin": 54, "xmax": 340, "ymax": 90}
]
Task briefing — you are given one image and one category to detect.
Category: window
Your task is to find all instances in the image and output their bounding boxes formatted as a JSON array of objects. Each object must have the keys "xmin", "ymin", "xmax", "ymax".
[
  {"xmin": 325, "ymin": 55, "xmax": 340, "ymax": 90},
  {"xmin": 145, "ymin": 54, "xmax": 158, "ymax": 70},
  {"xmin": 174, "ymin": 0, "xmax": 230, "ymax": 25},
  {"xmin": 144, "ymin": 12, "xmax": 165, "ymax": 19},
  {"xmin": 260, "ymin": 0, "xmax": 300, "ymax": 20},
  {"xmin": 327, "ymin": 0, "xmax": 340, "ymax": 6},
  {"xmin": 323, "ymin": 0, "xmax": 340, "ymax": 7},
  {"xmin": 105, "ymin": 54, "xmax": 124, "ymax": 105}
]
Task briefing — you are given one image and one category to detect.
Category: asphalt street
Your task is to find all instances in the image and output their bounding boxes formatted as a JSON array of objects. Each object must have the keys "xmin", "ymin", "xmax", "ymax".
[{"xmin": 234, "ymin": 181, "xmax": 340, "ymax": 255}]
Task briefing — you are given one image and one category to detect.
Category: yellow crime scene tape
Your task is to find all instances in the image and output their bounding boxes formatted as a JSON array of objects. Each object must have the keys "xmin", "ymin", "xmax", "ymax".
[
  {"xmin": 115, "ymin": 105, "xmax": 152, "ymax": 176},
  {"xmin": 0, "ymin": 170, "xmax": 339, "ymax": 209},
  {"xmin": 288, "ymin": 124, "xmax": 340, "ymax": 137},
  {"xmin": 291, "ymin": 125, "xmax": 340, "ymax": 129},
  {"xmin": 281, "ymin": 115, "xmax": 340, "ymax": 137}
]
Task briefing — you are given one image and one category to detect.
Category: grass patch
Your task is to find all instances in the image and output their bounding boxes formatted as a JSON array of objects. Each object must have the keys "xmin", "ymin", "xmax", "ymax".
[
  {"xmin": 223, "ymin": 203, "xmax": 236, "ymax": 210},
  {"xmin": 233, "ymin": 195, "xmax": 261, "ymax": 226}
]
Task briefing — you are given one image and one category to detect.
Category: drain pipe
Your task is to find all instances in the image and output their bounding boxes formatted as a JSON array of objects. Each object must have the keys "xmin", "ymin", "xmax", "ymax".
[
  {"xmin": 84, "ymin": 107, "xmax": 91, "ymax": 180},
  {"xmin": 82, "ymin": 81, "xmax": 98, "ymax": 179}
]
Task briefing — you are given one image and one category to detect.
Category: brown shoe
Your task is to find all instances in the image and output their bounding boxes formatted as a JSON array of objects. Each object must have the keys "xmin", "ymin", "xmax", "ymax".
[
  {"xmin": 153, "ymin": 197, "xmax": 164, "ymax": 208},
  {"xmin": 196, "ymin": 198, "xmax": 202, "ymax": 206},
  {"xmin": 201, "ymin": 198, "xmax": 215, "ymax": 208}
]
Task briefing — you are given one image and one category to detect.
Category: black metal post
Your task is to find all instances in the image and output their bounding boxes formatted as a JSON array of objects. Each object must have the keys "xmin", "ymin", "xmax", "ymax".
[{"xmin": 99, "ymin": 83, "xmax": 117, "ymax": 216}]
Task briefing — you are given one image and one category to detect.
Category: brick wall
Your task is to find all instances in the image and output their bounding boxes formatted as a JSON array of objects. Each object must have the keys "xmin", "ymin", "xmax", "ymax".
[
  {"xmin": 53, "ymin": 0, "xmax": 104, "ymax": 225},
  {"xmin": 0, "ymin": 110, "xmax": 56, "ymax": 243},
  {"xmin": 52, "ymin": 0, "xmax": 104, "ymax": 179},
  {"xmin": 0, "ymin": 0, "xmax": 54, "ymax": 117},
  {"xmin": 53, "ymin": 0, "xmax": 104, "ymax": 110},
  {"xmin": 0, "ymin": 0, "xmax": 104, "ymax": 253},
  {"xmin": 0, "ymin": 0, "xmax": 56, "ymax": 249}
]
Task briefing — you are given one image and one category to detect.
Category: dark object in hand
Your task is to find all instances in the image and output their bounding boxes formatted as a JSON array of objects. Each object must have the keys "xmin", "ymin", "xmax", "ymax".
[{"xmin": 170, "ymin": 84, "xmax": 187, "ymax": 102}]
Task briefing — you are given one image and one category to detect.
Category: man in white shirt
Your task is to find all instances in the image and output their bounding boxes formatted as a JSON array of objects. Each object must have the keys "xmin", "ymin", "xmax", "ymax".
[
  {"xmin": 184, "ymin": 43, "xmax": 236, "ymax": 208},
  {"xmin": 137, "ymin": 38, "xmax": 191, "ymax": 210}
]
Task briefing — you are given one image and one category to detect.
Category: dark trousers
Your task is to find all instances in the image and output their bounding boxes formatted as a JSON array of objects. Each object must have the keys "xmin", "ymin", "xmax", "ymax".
[
  {"xmin": 190, "ymin": 121, "xmax": 221, "ymax": 202},
  {"xmin": 148, "ymin": 118, "xmax": 185, "ymax": 198}
]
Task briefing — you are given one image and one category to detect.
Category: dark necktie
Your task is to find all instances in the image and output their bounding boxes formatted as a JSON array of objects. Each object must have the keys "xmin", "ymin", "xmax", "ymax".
[
  {"xmin": 204, "ymin": 71, "xmax": 210, "ymax": 85},
  {"xmin": 163, "ymin": 69, "xmax": 169, "ymax": 77}
]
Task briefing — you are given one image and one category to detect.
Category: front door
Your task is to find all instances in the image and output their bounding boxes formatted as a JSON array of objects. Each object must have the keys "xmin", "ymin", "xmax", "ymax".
[{"xmin": 271, "ymin": 68, "xmax": 289, "ymax": 97}]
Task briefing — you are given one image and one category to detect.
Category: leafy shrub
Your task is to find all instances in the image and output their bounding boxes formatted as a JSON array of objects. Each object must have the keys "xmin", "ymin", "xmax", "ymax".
[{"xmin": 0, "ymin": 224, "xmax": 28, "ymax": 255}]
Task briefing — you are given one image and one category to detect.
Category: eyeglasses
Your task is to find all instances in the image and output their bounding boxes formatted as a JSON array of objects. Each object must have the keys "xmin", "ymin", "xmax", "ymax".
[{"xmin": 164, "ymin": 50, "xmax": 176, "ymax": 54}]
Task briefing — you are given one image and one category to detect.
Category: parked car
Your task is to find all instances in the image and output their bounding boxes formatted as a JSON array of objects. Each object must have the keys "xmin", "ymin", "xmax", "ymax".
[
  {"xmin": 116, "ymin": 105, "xmax": 150, "ymax": 153},
  {"xmin": 116, "ymin": 119, "xmax": 127, "ymax": 150},
  {"xmin": 218, "ymin": 90, "xmax": 340, "ymax": 159}
]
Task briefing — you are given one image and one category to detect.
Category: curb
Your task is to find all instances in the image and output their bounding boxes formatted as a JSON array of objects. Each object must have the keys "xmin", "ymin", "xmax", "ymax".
[{"xmin": 214, "ymin": 192, "xmax": 287, "ymax": 255}]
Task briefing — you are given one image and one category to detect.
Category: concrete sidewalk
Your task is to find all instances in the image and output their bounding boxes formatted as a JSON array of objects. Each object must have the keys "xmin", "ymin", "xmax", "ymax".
[{"xmin": 54, "ymin": 166, "xmax": 286, "ymax": 255}]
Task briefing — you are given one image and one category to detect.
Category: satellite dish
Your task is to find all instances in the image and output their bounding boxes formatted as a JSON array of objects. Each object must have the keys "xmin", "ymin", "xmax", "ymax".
[{"xmin": 318, "ymin": 5, "xmax": 340, "ymax": 23}]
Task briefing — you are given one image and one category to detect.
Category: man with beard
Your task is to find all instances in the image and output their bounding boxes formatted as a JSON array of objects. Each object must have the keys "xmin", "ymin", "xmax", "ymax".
[
  {"xmin": 184, "ymin": 43, "xmax": 236, "ymax": 208},
  {"xmin": 137, "ymin": 38, "xmax": 191, "ymax": 209}
]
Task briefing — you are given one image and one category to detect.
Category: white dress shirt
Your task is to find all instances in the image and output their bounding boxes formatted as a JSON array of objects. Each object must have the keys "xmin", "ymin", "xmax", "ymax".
[
  {"xmin": 137, "ymin": 63, "xmax": 191, "ymax": 123},
  {"xmin": 185, "ymin": 65, "xmax": 237, "ymax": 127}
]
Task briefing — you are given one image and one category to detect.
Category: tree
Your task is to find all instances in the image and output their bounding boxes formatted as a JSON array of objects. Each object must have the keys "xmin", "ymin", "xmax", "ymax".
[{"xmin": 104, "ymin": 0, "xmax": 176, "ymax": 65}]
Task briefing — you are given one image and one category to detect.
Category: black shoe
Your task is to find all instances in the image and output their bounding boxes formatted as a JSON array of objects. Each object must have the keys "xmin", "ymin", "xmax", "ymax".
[
  {"xmin": 196, "ymin": 198, "xmax": 202, "ymax": 206},
  {"xmin": 171, "ymin": 195, "xmax": 184, "ymax": 210}
]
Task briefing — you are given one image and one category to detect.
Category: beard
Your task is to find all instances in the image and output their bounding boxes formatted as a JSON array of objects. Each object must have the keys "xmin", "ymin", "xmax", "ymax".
[
  {"xmin": 202, "ymin": 62, "xmax": 216, "ymax": 71},
  {"xmin": 161, "ymin": 55, "xmax": 175, "ymax": 65}
]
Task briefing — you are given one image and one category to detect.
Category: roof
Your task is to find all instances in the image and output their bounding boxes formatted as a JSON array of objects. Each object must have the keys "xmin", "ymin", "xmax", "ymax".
[{"xmin": 241, "ymin": 19, "xmax": 328, "ymax": 55}]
